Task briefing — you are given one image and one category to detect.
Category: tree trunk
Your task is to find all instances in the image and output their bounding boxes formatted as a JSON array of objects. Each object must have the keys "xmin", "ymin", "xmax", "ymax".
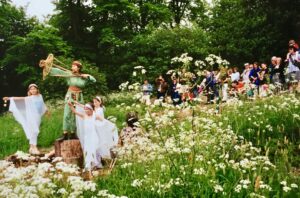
[{"xmin": 55, "ymin": 139, "xmax": 83, "ymax": 167}]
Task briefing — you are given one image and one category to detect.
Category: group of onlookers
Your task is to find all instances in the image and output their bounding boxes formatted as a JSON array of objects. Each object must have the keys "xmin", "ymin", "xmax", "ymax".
[{"xmin": 139, "ymin": 40, "xmax": 300, "ymax": 105}]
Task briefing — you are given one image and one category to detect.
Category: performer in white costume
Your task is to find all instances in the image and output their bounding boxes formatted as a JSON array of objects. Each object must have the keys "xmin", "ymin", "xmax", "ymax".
[
  {"xmin": 68, "ymin": 102, "xmax": 102, "ymax": 171},
  {"xmin": 3, "ymin": 84, "xmax": 48, "ymax": 155},
  {"xmin": 93, "ymin": 96, "xmax": 118, "ymax": 159}
]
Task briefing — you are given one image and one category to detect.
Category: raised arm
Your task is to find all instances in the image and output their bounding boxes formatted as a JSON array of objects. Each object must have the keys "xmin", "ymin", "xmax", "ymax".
[
  {"xmin": 68, "ymin": 102, "xmax": 84, "ymax": 118},
  {"xmin": 3, "ymin": 96, "xmax": 26, "ymax": 101},
  {"xmin": 74, "ymin": 101, "xmax": 84, "ymax": 108}
]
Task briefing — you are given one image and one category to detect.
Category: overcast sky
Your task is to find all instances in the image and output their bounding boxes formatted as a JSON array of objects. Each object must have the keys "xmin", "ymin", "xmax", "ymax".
[{"xmin": 11, "ymin": 0, "xmax": 55, "ymax": 22}]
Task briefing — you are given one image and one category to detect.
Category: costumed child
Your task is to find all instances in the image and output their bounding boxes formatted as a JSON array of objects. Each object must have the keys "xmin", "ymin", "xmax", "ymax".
[
  {"xmin": 68, "ymin": 102, "xmax": 102, "ymax": 171},
  {"xmin": 3, "ymin": 84, "xmax": 48, "ymax": 155},
  {"xmin": 93, "ymin": 96, "xmax": 119, "ymax": 159}
]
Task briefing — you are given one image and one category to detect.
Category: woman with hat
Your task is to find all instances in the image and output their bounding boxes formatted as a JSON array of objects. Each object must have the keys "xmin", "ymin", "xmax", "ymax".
[{"xmin": 3, "ymin": 84, "xmax": 48, "ymax": 154}]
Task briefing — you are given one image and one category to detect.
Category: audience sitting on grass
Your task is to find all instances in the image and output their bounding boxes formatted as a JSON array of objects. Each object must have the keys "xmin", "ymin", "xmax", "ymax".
[{"xmin": 133, "ymin": 40, "xmax": 300, "ymax": 106}]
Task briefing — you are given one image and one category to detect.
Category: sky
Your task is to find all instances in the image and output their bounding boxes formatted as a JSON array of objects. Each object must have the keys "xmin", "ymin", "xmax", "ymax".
[{"xmin": 11, "ymin": 0, "xmax": 56, "ymax": 22}]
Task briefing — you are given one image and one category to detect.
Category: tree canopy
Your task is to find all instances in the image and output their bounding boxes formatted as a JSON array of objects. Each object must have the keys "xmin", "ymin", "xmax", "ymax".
[{"xmin": 0, "ymin": 0, "xmax": 299, "ymax": 100}]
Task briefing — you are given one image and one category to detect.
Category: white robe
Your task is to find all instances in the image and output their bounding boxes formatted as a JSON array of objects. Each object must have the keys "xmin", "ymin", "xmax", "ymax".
[
  {"xmin": 94, "ymin": 107, "xmax": 119, "ymax": 159},
  {"xmin": 75, "ymin": 109, "xmax": 102, "ymax": 170},
  {"xmin": 9, "ymin": 95, "xmax": 47, "ymax": 145}
]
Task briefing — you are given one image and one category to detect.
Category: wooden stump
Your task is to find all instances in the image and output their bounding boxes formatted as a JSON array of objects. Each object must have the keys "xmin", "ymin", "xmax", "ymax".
[{"xmin": 55, "ymin": 139, "xmax": 83, "ymax": 167}]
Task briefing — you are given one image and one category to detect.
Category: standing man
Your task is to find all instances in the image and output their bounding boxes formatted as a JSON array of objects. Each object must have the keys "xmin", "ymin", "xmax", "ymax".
[
  {"xmin": 241, "ymin": 63, "xmax": 251, "ymax": 83},
  {"xmin": 285, "ymin": 44, "xmax": 300, "ymax": 91}
]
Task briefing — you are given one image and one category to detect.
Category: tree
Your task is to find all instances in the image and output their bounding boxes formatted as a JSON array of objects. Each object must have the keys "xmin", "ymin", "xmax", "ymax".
[
  {"xmin": 0, "ymin": 0, "xmax": 36, "ymax": 58},
  {"xmin": 132, "ymin": 0, "xmax": 172, "ymax": 29},
  {"xmin": 167, "ymin": 0, "xmax": 208, "ymax": 27},
  {"xmin": 209, "ymin": 0, "xmax": 300, "ymax": 67},
  {"xmin": 105, "ymin": 26, "xmax": 209, "ymax": 88},
  {"xmin": 1, "ymin": 25, "xmax": 71, "ymax": 98},
  {"xmin": 50, "ymin": 0, "xmax": 95, "ymax": 59},
  {"xmin": 209, "ymin": 0, "xmax": 270, "ymax": 66},
  {"xmin": 0, "ymin": 0, "xmax": 37, "ymax": 107}
]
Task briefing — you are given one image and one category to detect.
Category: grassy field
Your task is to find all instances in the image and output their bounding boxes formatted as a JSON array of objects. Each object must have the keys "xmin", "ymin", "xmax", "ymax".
[
  {"xmin": 0, "ymin": 93, "xmax": 300, "ymax": 197},
  {"xmin": 0, "ymin": 99, "xmax": 130, "ymax": 159}
]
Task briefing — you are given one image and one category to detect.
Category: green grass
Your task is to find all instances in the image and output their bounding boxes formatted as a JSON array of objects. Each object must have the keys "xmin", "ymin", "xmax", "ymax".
[
  {"xmin": 0, "ymin": 102, "xmax": 132, "ymax": 159},
  {"xmin": 93, "ymin": 94, "xmax": 300, "ymax": 197},
  {"xmin": 1, "ymin": 94, "xmax": 300, "ymax": 197},
  {"xmin": 0, "ymin": 107, "xmax": 63, "ymax": 158}
]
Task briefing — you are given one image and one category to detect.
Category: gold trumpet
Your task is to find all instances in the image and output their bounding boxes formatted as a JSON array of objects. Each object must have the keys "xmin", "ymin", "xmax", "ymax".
[{"xmin": 39, "ymin": 54, "xmax": 80, "ymax": 80}]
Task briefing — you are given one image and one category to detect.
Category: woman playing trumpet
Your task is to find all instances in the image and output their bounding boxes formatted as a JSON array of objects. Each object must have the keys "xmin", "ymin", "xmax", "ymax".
[{"xmin": 40, "ymin": 60, "xmax": 96, "ymax": 139}]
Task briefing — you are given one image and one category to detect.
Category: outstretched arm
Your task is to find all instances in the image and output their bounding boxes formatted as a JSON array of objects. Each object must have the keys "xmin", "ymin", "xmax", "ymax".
[
  {"xmin": 68, "ymin": 102, "xmax": 84, "ymax": 118},
  {"xmin": 3, "ymin": 96, "xmax": 26, "ymax": 101},
  {"xmin": 49, "ymin": 68, "xmax": 71, "ymax": 77},
  {"xmin": 74, "ymin": 101, "xmax": 84, "ymax": 108}
]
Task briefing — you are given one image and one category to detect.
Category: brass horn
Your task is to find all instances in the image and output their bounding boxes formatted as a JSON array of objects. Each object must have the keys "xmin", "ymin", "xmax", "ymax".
[{"xmin": 39, "ymin": 54, "xmax": 75, "ymax": 80}]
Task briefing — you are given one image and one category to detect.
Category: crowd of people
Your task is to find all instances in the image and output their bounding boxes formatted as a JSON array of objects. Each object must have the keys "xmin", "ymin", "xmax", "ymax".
[{"xmin": 140, "ymin": 40, "xmax": 300, "ymax": 105}]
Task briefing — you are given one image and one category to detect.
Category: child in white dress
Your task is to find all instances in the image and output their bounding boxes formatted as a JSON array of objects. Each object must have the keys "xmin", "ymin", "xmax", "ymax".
[
  {"xmin": 68, "ymin": 102, "xmax": 102, "ymax": 170},
  {"xmin": 3, "ymin": 84, "xmax": 48, "ymax": 155},
  {"xmin": 93, "ymin": 96, "xmax": 118, "ymax": 159}
]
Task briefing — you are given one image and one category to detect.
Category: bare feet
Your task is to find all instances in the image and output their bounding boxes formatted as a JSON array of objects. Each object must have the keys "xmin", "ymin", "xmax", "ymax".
[{"xmin": 29, "ymin": 145, "xmax": 40, "ymax": 155}]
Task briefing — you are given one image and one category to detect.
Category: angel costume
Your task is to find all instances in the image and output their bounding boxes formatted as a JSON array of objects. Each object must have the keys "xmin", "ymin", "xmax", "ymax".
[
  {"xmin": 9, "ymin": 95, "xmax": 47, "ymax": 145},
  {"xmin": 49, "ymin": 68, "xmax": 96, "ymax": 133},
  {"xmin": 76, "ymin": 106, "xmax": 102, "ymax": 170},
  {"xmin": 94, "ymin": 107, "xmax": 119, "ymax": 159}
]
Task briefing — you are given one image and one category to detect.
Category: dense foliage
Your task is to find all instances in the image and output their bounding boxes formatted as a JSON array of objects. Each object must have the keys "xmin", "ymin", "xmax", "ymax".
[{"xmin": 1, "ymin": 0, "xmax": 299, "ymax": 99}]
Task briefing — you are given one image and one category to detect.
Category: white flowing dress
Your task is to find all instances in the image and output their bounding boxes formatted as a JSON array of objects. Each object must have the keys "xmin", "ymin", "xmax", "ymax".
[
  {"xmin": 9, "ymin": 95, "xmax": 47, "ymax": 145},
  {"xmin": 75, "ymin": 109, "xmax": 102, "ymax": 170},
  {"xmin": 94, "ymin": 107, "xmax": 119, "ymax": 159}
]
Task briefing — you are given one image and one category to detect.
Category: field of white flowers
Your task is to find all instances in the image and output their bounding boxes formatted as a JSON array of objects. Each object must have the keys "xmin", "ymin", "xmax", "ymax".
[
  {"xmin": 1, "ymin": 92, "xmax": 300, "ymax": 197},
  {"xmin": 1, "ymin": 53, "xmax": 300, "ymax": 197}
]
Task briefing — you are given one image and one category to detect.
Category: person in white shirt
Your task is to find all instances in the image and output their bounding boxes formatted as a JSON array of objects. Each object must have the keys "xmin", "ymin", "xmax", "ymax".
[
  {"xmin": 241, "ymin": 63, "xmax": 251, "ymax": 83},
  {"xmin": 231, "ymin": 67, "xmax": 240, "ymax": 82}
]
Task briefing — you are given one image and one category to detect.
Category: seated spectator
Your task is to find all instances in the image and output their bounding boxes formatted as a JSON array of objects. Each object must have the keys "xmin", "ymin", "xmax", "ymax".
[
  {"xmin": 231, "ymin": 67, "xmax": 240, "ymax": 82},
  {"xmin": 230, "ymin": 80, "xmax": 245, "ymax": 97},
  {"xmin": 170, "ymin": 78, "xmax": 182, "ymax": 105},
  {"xmin": 155, "ymin": 75, "xmax": 168, "ymax": 100},
  {"xmin": 118, "ymin": 112, "xmax": 140, "ymax": 146}
]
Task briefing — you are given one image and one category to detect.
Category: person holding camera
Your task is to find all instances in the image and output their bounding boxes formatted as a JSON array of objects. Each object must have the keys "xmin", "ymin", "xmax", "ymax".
[{"xmin": 285, "ymin": 44, "xmax": 300, "ymax": 91}]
